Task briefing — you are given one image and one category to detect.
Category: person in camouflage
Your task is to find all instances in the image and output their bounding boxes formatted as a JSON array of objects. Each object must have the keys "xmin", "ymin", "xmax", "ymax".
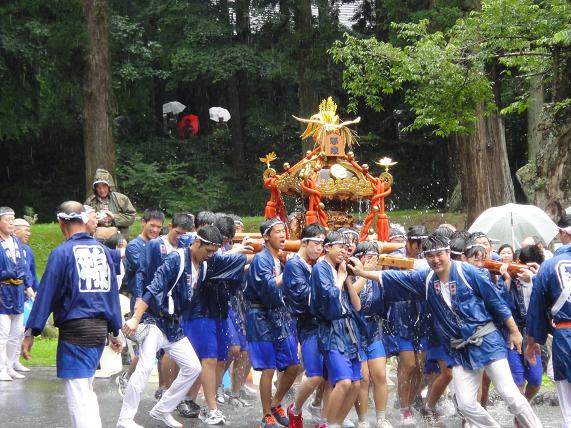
[{"xmin": 84, "ymin": 169, "xmax": 136, "ymax": 241}]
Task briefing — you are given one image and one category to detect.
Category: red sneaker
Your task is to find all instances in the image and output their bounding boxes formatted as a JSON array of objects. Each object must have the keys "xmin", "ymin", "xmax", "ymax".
[{"xmin": 287, "ymin": 403, "xmax": 304, "ymax": 428}]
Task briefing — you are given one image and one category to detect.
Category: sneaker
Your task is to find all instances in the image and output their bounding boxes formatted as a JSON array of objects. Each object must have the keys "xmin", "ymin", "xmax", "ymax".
[
  {"xmin": 399, "ymin": 409, "xmax": 416, "ymax": 427},
  {"xmin": 13, "ymin": 360, "xmax": 31, "ymax": 372},
  {"xmin": 149, "ymin": 408, "xmax": 183, "ymax": 428},
  {"xmin": 177, "ymin": 400, "xmax": 200, "ymax": 418},
  {"xmin": 216, "ymin": 384, "xmax": 226, "ymax": 405},
  {"xmin": 116, "ymin": 419, "xmax": 143, "ymax": 428},
  {"xmin": 201, "ymin": 409, "xmax": 226, "ymax": 425},
  {"xmin": 271, "ymin": 404, "xmax": 289, "ymax": 427},
  {"xmin": 287, "ymin": 403, "xmax": 303, "ymax": 428},
  {"xmin": 154, "ymin": 388, "xmax": 164, "ymax": 400},
  {"xmin": 198, "ymin": 407, "xmax": 209, "ymax": 421},
  {"xmin": 420, "ymin": 406, "xmax": 442, "ymax": 422},
  {"xmin": 0, "ymin": 370, "xmax": 12, "ymax": 381},
  {"xmin": 228, "ymin": 393, "xmax": 252, "ymax": 407},
  {"xmin": 241, "ymin": 384, "xmax": 257, "ymax": 398},
  {"xmin": 260, "ymin": 414, "xmax": 280, "ymax": 428},
  {"xmin": 116, "ymin": 372, "xmax": 129, "ymax": 398},
  {"xmin": 306, "ymin": 402, "xmax": 322, "ymax": 424},
  {"xmin": 342, "ymin": 418, "xmax": 356, "ymax": 428},
  {"xmin": 376, "ymin": 419, "xmax": 393, "ymax": 428},
  {"xmin": 357, "ymin": 421, "xmax": 370, "ymax": 428},
  {"xmin": 7, "ymin": 368, "xmax": 25, "ymax": 379}
]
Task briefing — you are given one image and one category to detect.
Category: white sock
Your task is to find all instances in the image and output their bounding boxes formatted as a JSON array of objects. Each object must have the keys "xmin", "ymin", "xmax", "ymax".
[
  {"xmin": 376, "ymin": 411, "xmax": 386, "ymax": 421},
  {"xmin": 358, "ymin": 413, "xmax": 367, "ymax": 422},
  {"xmin": 291, "ymin": 404, "xmax": 301, "ymax": 416}
]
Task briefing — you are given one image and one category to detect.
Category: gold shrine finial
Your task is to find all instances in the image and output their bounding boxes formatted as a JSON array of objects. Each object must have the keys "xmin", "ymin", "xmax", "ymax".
[
  {"xmin": 292, "ymin": 97, "xmax": 361, "ymax": 149},
  {"xmin": 259, "ymin": 152, "xmax": 278, "ymax": 168}
]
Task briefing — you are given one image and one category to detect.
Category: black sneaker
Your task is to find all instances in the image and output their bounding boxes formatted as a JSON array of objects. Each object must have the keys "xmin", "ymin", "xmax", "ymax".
[
  {"xmin": 154, "ymin": 388, "xmax": 164, "ymax": 400},
  {"xmin": 176, "ymin": 399, "xmax": 201, "ymax": 418}
]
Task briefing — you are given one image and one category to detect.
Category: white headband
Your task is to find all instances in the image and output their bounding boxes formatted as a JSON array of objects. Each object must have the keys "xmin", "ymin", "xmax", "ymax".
[
  {"xmin": 560, "ymin": 226, "xmax": 571, "ymax": 235},
  {"xmin": 0, "ymin": 208, "xmax": 15, "ymax": 217},
  {"xmin": 409, "ymin": 235, "xmax": 429, "ymax": 240},
  {"xmin": 301, "ymin": 237, "xmax": 325, "ymax": 243},
  {"xmin": 197, "ymin": 236, "xmax": 222, "ymax": 247},
  {"xmin": 423, "ymin": 246, "xmax": 450, "ymax": 254},
  {"xmin": 262, "ymin": 219, "xmax": 284, "ymax": 236},
  {"xmin": 464, "ymin": 243, "xmax": 486, "ymax": 252},
  {"xmin": 354, "ymin": 251, "xmax": 379, "ymax": 257},
  {"xmin": 450, "ymin": 250, "xmax": 463, "ymax": 256},
  {"xmin": 341, "ymin": 230, "xmax": 359, "ymax": 238},
  {"xmin": 325, "ymin": 240, "xmax": 346, "ymax": 246},
  {"xmin": 57, "ymin": 212, "xmax": 88, "ymax": 224}
]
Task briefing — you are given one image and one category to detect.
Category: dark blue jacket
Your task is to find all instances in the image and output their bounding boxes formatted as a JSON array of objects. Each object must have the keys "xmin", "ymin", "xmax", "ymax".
[
  {"xmin": 380, "ymin": 261, "xmax": 512, "ymax": 369},
  {"xmin": 182, "ymin": 251, "xmax": 247, "ymax": 320},
  {"xmin": 527, "ymin": 244, "xmax": 571, "ymax": 344},
  {"xmin": 309, "ymin": 259, "xmax": 364, "ymax": 359},
  {"xmin": 0, "ymin": 236, "xmax": 31, "ymax": 315},
  {"xmin": 283, "ymin": 254, "xmax": 318, "ymax": 341},
  {"xmin": 244, "ymin": 248, "xmax": 290, "ymax": 342},
  {"xmin": 124, "ymin": 236, "xmax": 146, "ymax": 297},
  {"xmin": 26, "ymin": 233, "xmax": 123, "ymax": 335}
]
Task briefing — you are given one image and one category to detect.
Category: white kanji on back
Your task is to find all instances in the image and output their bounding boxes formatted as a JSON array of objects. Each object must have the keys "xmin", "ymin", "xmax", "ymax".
[{"xmin": 73, "ymin": 245, "xmax": 111, "ymax": 292}]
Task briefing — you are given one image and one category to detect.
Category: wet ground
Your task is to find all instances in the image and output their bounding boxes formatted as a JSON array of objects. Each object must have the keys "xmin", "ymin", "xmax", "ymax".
[{"xmin": 0, "ymin": 367, "xmax": 562, "ymax": 427}]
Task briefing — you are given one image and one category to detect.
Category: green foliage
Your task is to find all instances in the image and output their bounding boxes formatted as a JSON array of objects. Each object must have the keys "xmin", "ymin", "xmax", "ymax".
[{"xmin": 331, "ymin": 0, "xmax": 571, "ymax": 136}]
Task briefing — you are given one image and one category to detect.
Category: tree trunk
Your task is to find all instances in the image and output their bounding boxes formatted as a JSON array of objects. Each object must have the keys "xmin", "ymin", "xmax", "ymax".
[
  {"xmin": 82, "ymin": 0, "xmax": 114, "ymax": 193},
  {"xmin": 294, "ymin": 0, "xmax": 319, "ymax": 154},
  {"xmin": 455, "ymin": 103, "xmax": 515, "ymax": 226},
  {"xmin": 227, "ymin": 76, "xmax": 245, "ymax": 169},
  {"xmin": 526, "ymin": 77, "xmax": 544, "ymax": 161}
]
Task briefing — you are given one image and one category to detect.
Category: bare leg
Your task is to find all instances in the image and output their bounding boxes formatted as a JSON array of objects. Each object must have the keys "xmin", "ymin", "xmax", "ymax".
[
  {"xmin": 294, "ymin": 375, "xmax": 323, "ymax": 410},
  {"xmin": 355, "ymin": 362, "xmax": 370, "ymax": 418},
  {"xmin": 202, "ymin": 358, "xmax": 219, "ymax": 410},
  {"xmin": 272, "ymin": 364, "xmax": 300, "ymax": 407},
  {"xmin": 426, "ymin": 360, "xmax": 452, "ymax": 409},
  {"xmin": 368, "ymin": 357, "xmax": 389, "ymax": 411},
  {"xmin": 260, "ymin": 369, "xmax": 275, "ymax": 415},
  {"xmin": 326, "ymin": 380, "xmax": 360, "ymax": 425}
]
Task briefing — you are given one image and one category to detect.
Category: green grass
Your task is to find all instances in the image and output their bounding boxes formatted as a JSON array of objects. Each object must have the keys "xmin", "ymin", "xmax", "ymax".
[{"xmin": 20, "ymin": 337, "xmax": 57, "ymax": 367}]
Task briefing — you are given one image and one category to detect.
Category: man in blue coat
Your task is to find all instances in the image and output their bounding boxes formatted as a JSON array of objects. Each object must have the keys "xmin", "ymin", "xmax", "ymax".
[
  {"xmin": 21, "ymin": 201, "xmax": 124, "ymax": 428},
  {"xmin": 118, "ymin": 225, "xmax": 236, "ymax": 428},
  {"xmin": 282, "ymin": 223, "xmax": 326, "ymax": 428},
  {"xmin": 0, "ymin": 207, "xmax": 34, "ymax": 382},
  {"xmin": 244, "ymin": 218, "xmax": 300, "ymax": 428},
  {"xmin": 349, "ymin": 233, "xmax": 542, "ymax": 428},
  {"xmin": 526, "ymin": 216, "xmax": 571, "ymax": 427}
]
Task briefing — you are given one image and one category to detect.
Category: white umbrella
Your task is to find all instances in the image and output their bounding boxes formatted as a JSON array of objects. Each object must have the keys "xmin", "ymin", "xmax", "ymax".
[
  {"xmin": 468, "ymin": 203, "xmax": 559, "ymax": 249},
  {"xmin": 162, "ymin": 101, "xmax": 186, "ymax": 115},
  {"xmin": 209, "ymin": 107, "xmax": 231, "ymax": 122}
]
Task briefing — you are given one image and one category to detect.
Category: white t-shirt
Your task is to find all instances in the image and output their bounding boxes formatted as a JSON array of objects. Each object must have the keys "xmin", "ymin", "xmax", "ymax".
[{"xmin": 4, "ymin": 236, "xmax": 16, "ymax": 263}]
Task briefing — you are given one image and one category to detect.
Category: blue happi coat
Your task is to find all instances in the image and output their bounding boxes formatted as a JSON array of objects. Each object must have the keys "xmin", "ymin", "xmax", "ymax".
[
  {"xmin": 527, "ymin": 244, "xmax": 571, "ymax": 381},
  {"xmin": 22, "ymin": 244, "xmax": 39, "ymax": 293},
  {"xmin": 380, "ymin": 261, "xmax": 512, "ymax": 369},
  {"xmin": 124, "ymin": 236, "xmax": 146, "ymax": 297},
  {"xmin": 309, "ymin": 259, "xmax": 365, "ymax": 359},
  {"xmin": 283, "ymin": 254, "xmax": 317, "ymax": 341},
  {"xmin": 243, "ymin": 248, "xmax": 290, "ymax": 342},
  {"xmin": 384, "ymin": 248, "xmax": 430, "ymax": 342},
  {"xmin": 26, "ymin": 233, "xmax": 123, "ymax": 336},
  {"xmin": 182, "ymin": 251, "xmax": 247, "ymax": 320},
  {"xmin": 359, "ymin": 279, "xmax": 385, "ymax": 345},
  {"xmin": 0, "ymin": 236, "xmax": 31, "ymax": 315},
  {"xmin": 136, "ymin": 235, "xmax": 188, "ymax": 299}
]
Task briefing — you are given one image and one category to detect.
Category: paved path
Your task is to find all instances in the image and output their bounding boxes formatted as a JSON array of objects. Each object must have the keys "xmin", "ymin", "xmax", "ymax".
[{"xmin": 0, "ymin": 367, "xmax": 562, "ymax": 427}]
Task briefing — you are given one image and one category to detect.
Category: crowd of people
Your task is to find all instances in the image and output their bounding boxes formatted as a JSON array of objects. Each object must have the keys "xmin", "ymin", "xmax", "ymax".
[{"xmin": 0, "ymin": 169, "xmax": 570, "ymax": 428}]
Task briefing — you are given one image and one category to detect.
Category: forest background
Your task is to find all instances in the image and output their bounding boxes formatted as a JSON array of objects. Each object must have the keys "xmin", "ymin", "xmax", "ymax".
[{"xmin": 1, "ymin": 0, "xmax": 570, "ymax": 226}]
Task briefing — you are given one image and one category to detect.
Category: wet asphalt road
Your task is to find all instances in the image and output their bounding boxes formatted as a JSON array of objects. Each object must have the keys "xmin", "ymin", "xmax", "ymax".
[{"xmin": 0, "ymin": 367, "xmax": 562, "ymax": 428}]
